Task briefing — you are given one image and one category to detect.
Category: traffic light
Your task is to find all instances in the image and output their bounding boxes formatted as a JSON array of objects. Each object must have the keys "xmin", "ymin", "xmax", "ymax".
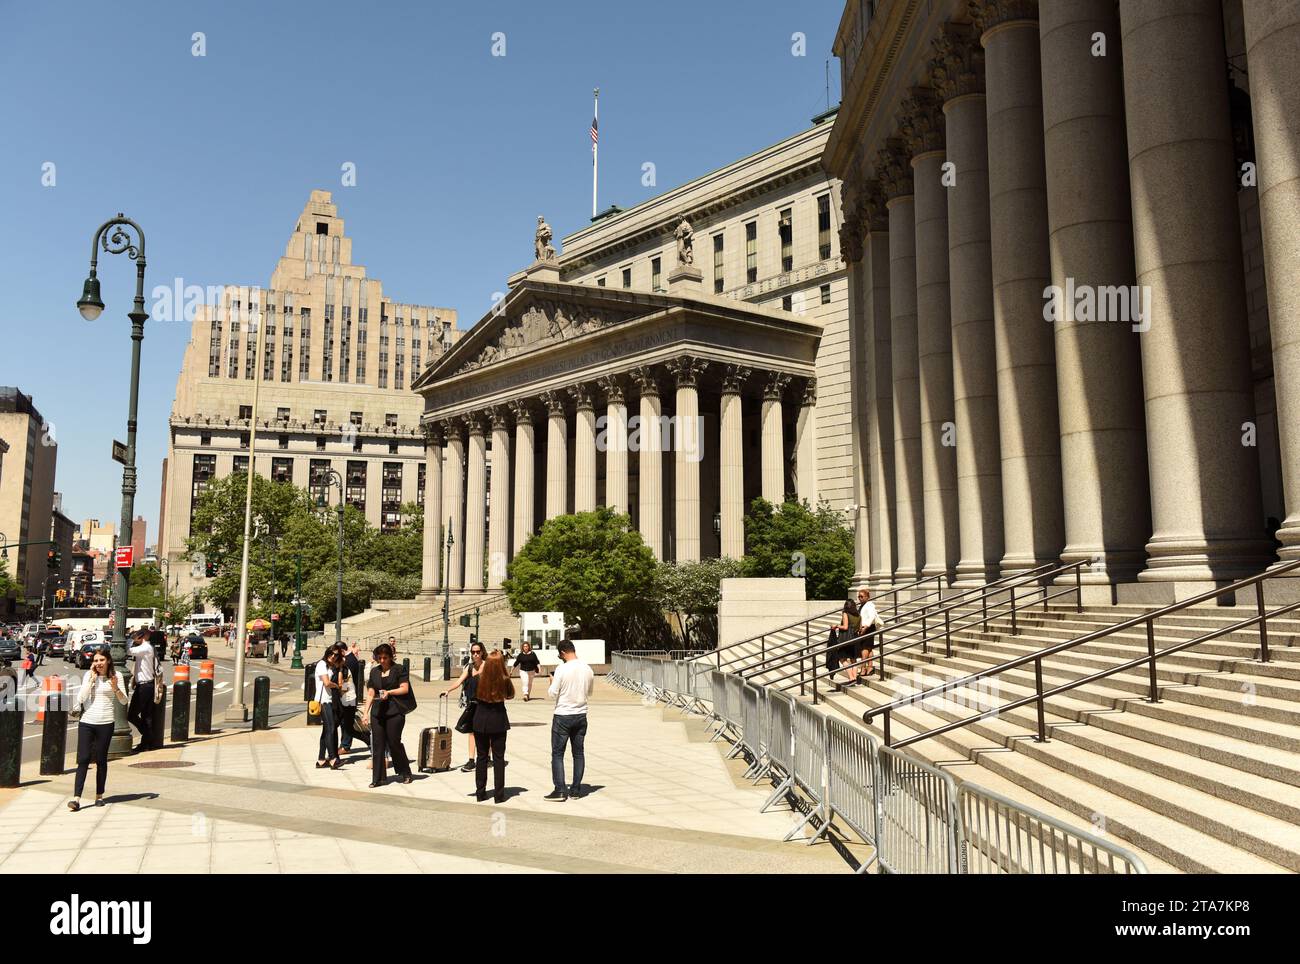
[
  {"xmin": 205, "ymin": 559, "xmax": 217, "ymax": 578},
  {"xmin": 47, "ymin": 548, "xmax": 56, "ymax": 570}
]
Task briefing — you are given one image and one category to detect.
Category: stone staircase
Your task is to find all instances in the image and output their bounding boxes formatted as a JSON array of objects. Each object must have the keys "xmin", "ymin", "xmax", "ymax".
[
  {"xmin": 814, "ymin": 600, "xmax": 1300, "ymax": 873},
  {"xmin": 327, "ymin": 591, "xmax": 513, "ymax": 656}
]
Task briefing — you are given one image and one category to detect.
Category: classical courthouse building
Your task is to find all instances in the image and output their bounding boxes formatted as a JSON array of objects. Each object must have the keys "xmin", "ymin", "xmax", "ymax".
[
  {"xmin": 825, "ymin": 0, "xmax": 1299, "ymax": 602},
  {"xmin": 412, "ymin": 115, "xmax": 853, "ymax": 594},
  {"xmin": 159, "ymin": 191, "xmax": 459, "ymax": 600}
]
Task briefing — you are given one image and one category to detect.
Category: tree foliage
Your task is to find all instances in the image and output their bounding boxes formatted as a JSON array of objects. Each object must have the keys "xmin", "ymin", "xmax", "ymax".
[
  {"xmin": 654, "ymin": 557, "xmax": 744, "ymax": 650},
  {"xmin": 503, "ymin": 507, "xmax": 658, "ymax": 641},
  {"xmin": 740, "ymin": 498, "xmax": 855, "ymax": 601}
]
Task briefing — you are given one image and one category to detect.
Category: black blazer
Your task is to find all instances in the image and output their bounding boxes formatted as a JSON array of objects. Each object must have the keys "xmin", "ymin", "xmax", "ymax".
[
  {"xmin": 369, "ymin": 664, "xmax": 417, "ymax": 715},
  {"xmin": 472, "ymin": 699, "xmax": 511, "ymax": 735}
]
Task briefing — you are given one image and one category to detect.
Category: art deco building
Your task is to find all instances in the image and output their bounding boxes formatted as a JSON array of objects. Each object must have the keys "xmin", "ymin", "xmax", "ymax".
[
  {"xmin": 158, "ymin": 191, "xmax": 459, "ymax": 601},
  {"xmin": 825, "ymin": 0, "xmax": 1299, "ymax": 602}
]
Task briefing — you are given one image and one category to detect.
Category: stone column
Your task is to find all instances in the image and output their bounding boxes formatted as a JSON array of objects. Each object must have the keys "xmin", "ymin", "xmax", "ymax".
[
  {"xmin": 487, "ymin": 408, "xmax": 511, "ymax": 589},
  {"xmin": 840, "ymin": 211, "xmax": 872, "ymax": 585},
  {"xmin": 761, "ymin": 371, "xmax": 790, "ymax": 504},
  {"xmin": 795, "ymin": 378, "xmax": 819, "ymax": 506},
  {"xmin": 440, "ymin": 419, "xmax": 466, "ymax": 591},
  {"xmin": 510, "ymin": 400, "xmax": 535, "ymax": 555},
  {"xmin": 903, "ymin": 88, "xmax": 959, "ymax": 581},
  {"xmin": 570, "ymin": 384, "xmax": 598, "ymax": 513},
  {"xmin": 862, "ymin": 186, "xmax": 897, "ymax": 587},
  {"xmin": 598, "ymin": 375, "xmax": 629, "ymax": 514},
  {"xmin": 879, "ymin": 139, "xmax": 924, "ymax": 581},
  {"xmin": 932, "ymin": 23, "xmax": 1004, "ymax": 587},
  {"xmin": 633, "ymin": 368, "xmax": 664, "ymax": 559},
  {"xmin": 668, "ymin": 356, "xmax": 708, "ymax": 561},
  {"xmin": 1039, "ymin": 0, "xmax": 1151, "ymax": 587},
  {"xmin": 542, "ymin": 390, "xmax": 568, "ymax": 520},
  {"xmin": 1244, "ymin": 0, "xmax": 1300, "ymax": 561},
  {"xmin": 463, "ymin": 414, "xmax": 488, "ymax": 592},
  {"xmin": 719, "ymin": 364, "xmax": 749, "ymax": 559},
  {"xmin": 419, "ymin": 422, "xmax": 443, "ymax": 596},
  {"xmin": 974, "ymin": 0, "xmax": 1065, "ymax": 574},
  {"xmin": 1120, "ymin": 0, "xmax": 1269, "ymax": 582}
]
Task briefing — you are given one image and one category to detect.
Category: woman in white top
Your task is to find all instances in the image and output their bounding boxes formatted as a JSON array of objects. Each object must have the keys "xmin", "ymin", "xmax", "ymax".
[
  {"xmin": 69, "ymin": 647, "xmax": 128, "ymax": 811},
  {"xmin": 855, "ymin": 588, "xmax": 883, "ymax": 681}
]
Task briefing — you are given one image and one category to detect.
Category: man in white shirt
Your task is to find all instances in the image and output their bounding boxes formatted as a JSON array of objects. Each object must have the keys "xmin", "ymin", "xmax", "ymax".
[
  {"xmin": 126, "ymin": 629, "xmax": 158, "ymax": 752},
  {"xmin": 545, "ymin": 639, "xmax": 594, "ymax": 801}
]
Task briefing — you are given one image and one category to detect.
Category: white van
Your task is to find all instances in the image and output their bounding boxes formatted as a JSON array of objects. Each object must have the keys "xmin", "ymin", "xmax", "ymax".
[
  {"xmin": 517, "ymin": 612, "xmax": 606, "ymax": 666},
  {"xmin": 184, "ymin": 613, "xmax": 222, "ymax": 632}
]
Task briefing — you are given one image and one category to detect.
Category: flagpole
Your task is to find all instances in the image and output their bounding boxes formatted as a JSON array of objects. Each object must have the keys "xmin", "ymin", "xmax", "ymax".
[{"xmin": 592, "ymin": 87, "xmax": 599, "ymax": 219}]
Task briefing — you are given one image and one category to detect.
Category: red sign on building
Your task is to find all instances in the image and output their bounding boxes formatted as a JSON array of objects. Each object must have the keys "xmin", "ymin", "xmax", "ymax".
[{"xmin": 114, "ymin": 546, "xmax": 134, "ymax": 570}]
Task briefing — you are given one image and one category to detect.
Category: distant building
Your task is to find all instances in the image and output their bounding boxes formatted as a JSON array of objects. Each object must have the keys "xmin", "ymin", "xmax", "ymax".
[
  {"xmin": 130, "ymin": 515, "xmax": 146, "ymax": 565},
  {"xmin": 50, "ymin": 493, "xmax": 76, "ymax": 607},
  {"xmin": 0, "ymin": 387, "xmax": 58, "ymax": 608}
]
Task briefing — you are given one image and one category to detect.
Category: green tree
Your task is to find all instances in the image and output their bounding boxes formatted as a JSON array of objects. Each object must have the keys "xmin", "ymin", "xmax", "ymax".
[
  {"xmin": 741, "ymin": 498, "xmax": 855, "ymax": 601},
  {"xmin": 0, "ymin": 556, "xmax": 20, "ymax": 601},
  {"xmin": 503, "ymin": 507, "xmax": 659, "ymax": 641},
  {"xmin": 126, "ymin": 562, "xmax": 165, "ymax": 609},
  {"xmin": 654, "ymin": 557, "xmax": 744, "ymax": 650}
]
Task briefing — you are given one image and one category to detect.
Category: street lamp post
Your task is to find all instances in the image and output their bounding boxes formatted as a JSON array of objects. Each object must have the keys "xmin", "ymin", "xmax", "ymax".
[
  {"xmin": 315, "ymin": 468, "xmax": 346, "ymax": 649},
  {"xmin": 442, "ymin": 517, "xmax": 453, "ymax": 680},
  {"xmin": 290, "ymin": 553, "xmax": 304, "ymax": 670},
  {"xmin": 253, "ymin": 516, "xmax": 280, "ymax": 662},
  {"xmin": 77, "ymin": 214, "xmax": 148, "ymax": 759}
]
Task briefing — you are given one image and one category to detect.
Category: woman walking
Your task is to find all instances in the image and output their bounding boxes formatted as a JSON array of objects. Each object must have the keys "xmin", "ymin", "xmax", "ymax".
[
  {"xmin": 69, "ymin": 646, "xmax": 128, "ymax": 811},
  {"xmin": 513, "ymin": 641, "xmax": 541, "ymax": 702},
  {"xmin": 314, "ymin": 647, "xmax": 348, "ymax": 770},
  {"xmin": 445, "ymin": 641, "xmax": 487, "ymax": 772},
  {"xmin": 360, "ymin": 642, "xmax": 415, "ymax": 788},
  {"xmin": 472, "ymin": 652, "xmax": 514, "ymax": 803}
]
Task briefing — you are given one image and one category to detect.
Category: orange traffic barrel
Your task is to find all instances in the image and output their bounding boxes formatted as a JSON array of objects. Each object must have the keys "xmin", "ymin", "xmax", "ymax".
[
  {"xmin": 173, "ymin": 664, "xmax": 191, "ymax": 683},
  {"xmin": 199, "ymin": 660, "xmax": 215, "ymax": 682},
  {"xmin": 36, "ymin": 676, "xmax": 64, "ymax": 722}
]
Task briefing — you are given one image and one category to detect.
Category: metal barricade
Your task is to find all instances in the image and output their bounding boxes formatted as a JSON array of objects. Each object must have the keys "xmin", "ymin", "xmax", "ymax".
[
  {"xmin": 689, "ymin": 661, "xmax": 714, "ymax": 716},
  {"xmin": 958, "ymin": 784, "xmax": 1148, "ymax": 874},
  {"xmin": 723, "ymin": 674, "xmax": 747, "ymax": 758},
  {"xmin": 740, "ymin": 683, "xmax": 765, "ymax": 778},
  {"xmin": 876, "ymin": 744, "xmax": 960, "ymax": 874},
  {"xmin": 708, "ymin": 670, "xmax": 730, "ymax": 742},
  {"xmin": 825, "ymin": 717, "xmax": 880, "ymax": 873},
  {"xmin": 761, "ymin": 690, "xmax": 797, "ymax": 813},
  {"xmin": 783, "ymin": 700, "xmax": 831, "ymax": 844},
  {"xmin": 649, "ymin": 658, "xmax": 665, "ymax": 701}
]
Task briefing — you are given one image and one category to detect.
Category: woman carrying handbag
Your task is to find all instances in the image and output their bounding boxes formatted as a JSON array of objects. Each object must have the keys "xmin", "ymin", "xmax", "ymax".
[
  {"xmin": 444, "ymin": 641, "xmax": 487, "ymax": 773},
  {"xmin": 314, "ymin": 648, "xmax": 348, "ymax": 770},
  {"xmin": 360, "ymin": 642, "xmax": 415, "ymax": 787}
]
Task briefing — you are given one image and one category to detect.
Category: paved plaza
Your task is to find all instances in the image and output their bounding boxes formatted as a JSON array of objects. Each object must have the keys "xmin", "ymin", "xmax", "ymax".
[{"xmin": 0, "ymin": 678, "xmax": 860, "ymax": 874}]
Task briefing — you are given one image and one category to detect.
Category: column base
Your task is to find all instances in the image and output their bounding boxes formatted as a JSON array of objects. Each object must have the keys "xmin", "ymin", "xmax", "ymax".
[
  {"xmin": 921, "ymin": 564, "xmax": 954, "ymax": 583},
  {"xmin": 1138, "ymin": 535, "xmax": 1275, "ymax": 584},
  {"xmin": 999, "ymin": 553, "xmax": 1064, "ymax": 578},
  {"xmin": 952, "ymin": 560, "xmax": 1001, "ymax": 589},
  {"xmin": 1273, "ymin": 516, "xmax": 1300, "ymax": 561},
  {"xmin": 1057, "ymin": 548, "xmax": 1147, "ymax": 587}
]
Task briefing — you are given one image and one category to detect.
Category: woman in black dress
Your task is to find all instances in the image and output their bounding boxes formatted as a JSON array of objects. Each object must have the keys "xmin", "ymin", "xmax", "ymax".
[
  {"xmin": 472, "ymin": 652, "xmax": 515, "ymax": 803},
  {"xmin": 359, "ymin": 642, "xmax": 415, "ymax": 788},
  {"xmin": 445, "ymin": 641, "xmax": 487, "ymax": 772}
]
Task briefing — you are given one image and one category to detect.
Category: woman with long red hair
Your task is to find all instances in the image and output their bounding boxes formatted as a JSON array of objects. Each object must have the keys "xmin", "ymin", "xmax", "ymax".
[{"xmin": 471, "ymin": 652, "xmax": 515, "ymax": 803}]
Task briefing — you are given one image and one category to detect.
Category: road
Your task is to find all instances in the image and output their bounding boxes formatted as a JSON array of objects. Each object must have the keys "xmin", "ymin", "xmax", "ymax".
[{"xmin": 10, "ymin": 651, "xmax": 306, "ymax": 765}]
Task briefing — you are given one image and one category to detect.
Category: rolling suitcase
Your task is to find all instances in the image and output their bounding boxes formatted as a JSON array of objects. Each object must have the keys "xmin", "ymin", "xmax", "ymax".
[{"xmin": 419, "ymin": 693, "xmax": 454, "ymax": 772}]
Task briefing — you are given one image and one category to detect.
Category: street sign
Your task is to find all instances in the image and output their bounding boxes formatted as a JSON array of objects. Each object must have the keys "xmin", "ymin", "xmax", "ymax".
[
  {"xmin": 114, "ymin": 546, "xmax": 134, "ymax": 570},
  {"xmin": 111, "ymin": 440, "xmax": 128, "ymax": 465}
]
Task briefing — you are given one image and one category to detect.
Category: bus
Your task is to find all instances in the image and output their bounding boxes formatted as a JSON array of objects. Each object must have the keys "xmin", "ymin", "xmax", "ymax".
[{"xmin": 46, "ymin": 607, "xmax": 157, "ymax": 636}]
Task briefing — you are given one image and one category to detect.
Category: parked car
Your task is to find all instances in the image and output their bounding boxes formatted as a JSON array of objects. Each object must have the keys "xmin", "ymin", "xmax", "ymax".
[
  {"xmin": 172, "ymin": 633, "xmax": 209, "ymax": 661},
  {"xmin": 0, "ymin": 637, "xmax": 19, "ymax": 665},
  {"xmin": 44, "ymin": 634, "xmax": 68, "ymax": 658},
  {"xmin": 68, "ymin": 631, "xmax": 106, "ymax": 664},
  {"xmin": 20, "ymin": 622, "xmax": 46, "ymax": 642},
  {"xmin": 74, "ymin": 640, "xmax": 106, "ymax": 669}
]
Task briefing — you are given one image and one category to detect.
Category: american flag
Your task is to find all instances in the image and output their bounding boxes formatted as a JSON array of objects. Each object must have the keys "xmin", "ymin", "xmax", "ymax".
[{"xmin": 590, "ymin": 116, "xmax": 598, "ymax": 145}]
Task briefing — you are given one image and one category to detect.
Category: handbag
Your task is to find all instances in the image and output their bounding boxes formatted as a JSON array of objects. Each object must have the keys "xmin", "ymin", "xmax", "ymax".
[
  {"xmin": 454, "ymin": 700, "xmax": 477, "ymax": 734},
  {"xmin": 308, "ymin": 700, "xmax": 322, "ymax": 716},
  {"xmin": 340, "ymin": 667, "xmax": 356, "ymax": 708}
]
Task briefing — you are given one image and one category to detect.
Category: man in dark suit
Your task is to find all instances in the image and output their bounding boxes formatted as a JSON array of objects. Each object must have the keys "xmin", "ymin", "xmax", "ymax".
[{"xmin": 339, "ymin": 642, "xmax": 369, "ymax": 753}]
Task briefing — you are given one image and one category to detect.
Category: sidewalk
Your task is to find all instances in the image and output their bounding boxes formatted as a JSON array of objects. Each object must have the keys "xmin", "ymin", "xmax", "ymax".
[{"xmin": 0, "ymin": 679, "xmax": 857, "ymax": 874}]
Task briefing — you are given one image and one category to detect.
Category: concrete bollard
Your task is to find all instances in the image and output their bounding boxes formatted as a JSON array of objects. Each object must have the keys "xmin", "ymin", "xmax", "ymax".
[
  {"xmin": 171, "ymin": 680, "xmax": 191, "ymax": 742},
  {"xmin": 303, "ymin": 663, "xmax": 314, "ymax": 701},
  {"xmin": 423, "ymin": 657, "xmax": 431, "ymax": 682},
  {"xmin": 252, "ymin": 676, "xmax": 270, "ymax": 731},
  {"xmin": 402, "ymin": 658, "xmax": 410, "ymax": 676},
  {"xmin": 195, "ymin": 661, "xmax": 215, "ymax": 735},
  {"xmin": 150, "ymin": 684, "xmax": 167, "ymax": 749},
  {"xmin": 39, "ymin": 678, "xmax": 68, "ymax": 776},
  {"xmin": 1, "ymin": 667, "xmax": 22, "ymax": 788}
]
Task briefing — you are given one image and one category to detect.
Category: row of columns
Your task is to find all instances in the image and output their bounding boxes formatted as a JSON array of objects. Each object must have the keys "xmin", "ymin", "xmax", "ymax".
[
  {"xmin": 419, "ymin": 359, "xmax": 817, "ymax": 593},
  {"xmin": 842, "ymin": 0, "xmax": 1300, "ymax": 591}
]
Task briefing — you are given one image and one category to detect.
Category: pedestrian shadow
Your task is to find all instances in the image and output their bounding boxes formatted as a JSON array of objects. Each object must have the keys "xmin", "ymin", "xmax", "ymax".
[
  {"xmin": 465, "ymin": 786, "xmax": 530, "ymax": 801},
  {"xmin": 101, "ymin": 792, "xmax": 159, "ymax": 805},
  {"xmin": 570, "ymin": 784, "xmax": 604, "ymax": 797}
]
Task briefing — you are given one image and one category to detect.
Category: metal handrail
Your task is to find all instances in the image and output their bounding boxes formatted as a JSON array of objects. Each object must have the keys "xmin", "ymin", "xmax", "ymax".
[
  {"xmin": 688, "ymin": 571, "xmax": 951, "ymax": 668},
  {"xmin": 740, "ymin": 562, "xmax": 1083, "ymax": 689},
  {"xmin": 863, "ymin": 556, "xmax": 1300, "ymax": 748}
]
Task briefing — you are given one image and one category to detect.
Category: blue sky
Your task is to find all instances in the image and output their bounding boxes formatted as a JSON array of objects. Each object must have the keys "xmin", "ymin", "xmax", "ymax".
[{"xmin": 0, "ymin": 0, "xmax": 842, "ymax": 537}]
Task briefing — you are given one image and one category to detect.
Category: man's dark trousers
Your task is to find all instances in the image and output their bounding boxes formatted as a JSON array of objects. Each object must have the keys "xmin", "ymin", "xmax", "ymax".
[{"xmin": 127, "ymin": 680, "xmax": 154, "ymax": 749}]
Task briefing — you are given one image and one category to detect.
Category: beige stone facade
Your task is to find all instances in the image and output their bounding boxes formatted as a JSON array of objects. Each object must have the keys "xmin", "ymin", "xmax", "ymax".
[
  {"xmin": 0, "ymin": 387, "xmax": 57, "ymax": 606},
  {"xmin": 158, "ymin": 192, "xmax": 459, "ymax": 602},
  {"xmin": 827, "ymin": 0, "xmax": 1300, "ymax": 601}
]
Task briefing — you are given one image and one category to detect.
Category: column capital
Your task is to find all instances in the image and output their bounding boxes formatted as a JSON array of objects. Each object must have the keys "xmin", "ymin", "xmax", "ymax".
[
  {"xmin": 509, "ymin": 398, "xmax": 535, "ymax": 425},
  {"xmin": 721, "ymin": 364, "xmax": 752, "ymax": 395},
  {"xmin": 439, "ymin": 417, "xmax": 465, "ymax": 442},
  {"xmin": 567, "ymin": 383, "xmax": 596, "ymax": 411},
  {"xmin": 899, "ymin": 87, "xmax": 945, "ymax": 156},
  {"xmin": 800, "ymin": 376, "xmax": 818, "ymax": 408},
  {"xmin": 666, "ymin": 355, "xmax": 709, "ymax": 388},
  {"xmin": 930, "ymin": 22, "xmax": 985, "ymax": 102},
  {"xmin": 630, "ymin": 365, "xmax": 662, "ymax": 398},
  {"xmin": 839, "ymin": 216, "xmax": 863, "ymax": 264},
  {"xmin": 969, "ymin": 0, "xmax": 1038, "ymax": 36},
  {"xmin": 596, "ymin": 373, "xmax": 626, "ymax": 404},
  {"xmin": 489, "ymin": 406, "xmax": 511, "ymax": 430},
  {"xmin": 876, "ymin": 138, "xmax": 914, "ymax": 201},
  {"xmin": 421, "ymin": 421, "xmax": 444, "ymax": 447},
  {"xmin": 858, "ymin": 179, "xmax": 890, "ymax": 232},
  {"xmin": 762, "ymin": 371, "xmax": 793, "ymax": 401},
  {"xmin": 465, "ymin": 412, "xmax": 488, "ymax": 437},
  {"xmin": 540, "ymin": 389, "xmax": 567, "ymax": 416}
]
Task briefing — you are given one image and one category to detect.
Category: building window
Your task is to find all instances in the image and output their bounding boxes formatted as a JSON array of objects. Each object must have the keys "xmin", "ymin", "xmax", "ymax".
[
  {"xmin": 382, "ymin": 462, "xmax": 403, "ymax": 532},
  {"xmin": 278, "ymin": 435, "xmax": 289, "ymax": 449},
  {"xmin": 227, "ymin": 317, "xmax": 240, "ymax": 379},
  {"xmin": 779, "ymin": 208, "xmax": 793, "ymax": 272},
  {"xmin": 322, "ymin": 303, "xmax": 334, "ymax": 382},
  {"xmin": 190, "ymin": 454, "xmax": 217, "ymax": 531},
  {"xmin": 378, "ymin": 314, "xmax": 389, "ymax": 389},
  {"xmin": 820, "ymin": 283, "xmax": 831, "ymax": 305},
  {"xmin": 350, "ymin": 411, "xmax": 363, "ymax": 427},
  {"xmin": 596, "ymin": 275, "xmax": 606, "ymax": 287},
  {"xmin": 233, "ymin": 455, "xmax": 249, "ymax": 475},
  {"xmin": 309, "ymin": 459, "xmax": 331, "ymax": 505},
  {"xmin": 314, "ymin": 409, "xmax": 327, "ymax": 426},
  {"xmin": 388, "ymin": 442, "xmax": 398, "ymax": 455},
  {"xmin": 316, "ymin": 436, "xmax": 326, "ymax": 451},
  {"xmin": 200, "ymin": 433, "xmax": 211, "ymax": 446},
  {"xmin": 345, "ymin": 461, "xmax": 367, "ymax": 512},
  {"xmin": 713, "ymin": 234, "xmax": 724, "ymax": 294},
  {"xmin": 298, "ymin": 308, "xmax": 312, "ymax": 380},
  {"xmin": 276, "ymin": 407, "xmax": 290, "ymax": 422},
  {"xmin": 745, "ymin": 221, "xmax": 757, "ymax": 283},
  {"xmin": 782, "ymin": 295, "xmax": 793, "ymax": 312},
  {"xmin": 238, "ymin": 432, "xmax": 250, "ymax": 449},
  {"xmin": 651, "ymin": 257, "xmax": 661, "ymax": 292},
  {"xmin": 385, "ymin": 413, "xmax": 397, "ymax": 429},
  {"xmin": 239, "ymin": 405, "xmax": 252, "ymax": 421},
  {"xmin": 272, "ymin": 457, "xmax": 293, "ymax": 483},
  {"xmin": 817, "ymin": 194, "xmax": 832, "ymax": 261},
  {"xmin": 622, "ymin": 267, "xmax": 632, "ymax": 288}
]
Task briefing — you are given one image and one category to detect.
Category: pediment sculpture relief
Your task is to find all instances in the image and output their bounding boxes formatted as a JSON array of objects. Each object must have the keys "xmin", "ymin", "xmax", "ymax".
[{"xmin": 459, "ymin": 298, "xmax": 634, "ymax": 373}]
